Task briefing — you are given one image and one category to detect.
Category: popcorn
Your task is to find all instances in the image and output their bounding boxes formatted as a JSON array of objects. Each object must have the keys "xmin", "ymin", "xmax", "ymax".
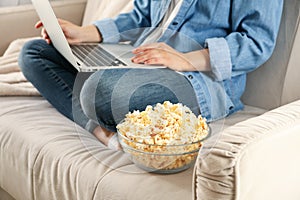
[
  {"xmin": 117, "ymin": 101, "xmax": 209, "ymax": 172},
  {"xmin": 117, "ymin": 101, "xmax": 208, "ymax": 145}
]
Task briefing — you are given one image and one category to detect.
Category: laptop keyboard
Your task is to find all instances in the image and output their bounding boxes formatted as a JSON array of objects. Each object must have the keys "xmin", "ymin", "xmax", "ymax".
[{"xmin": 71, "ymin": 44, "xmax": 126, "ymax": 67}]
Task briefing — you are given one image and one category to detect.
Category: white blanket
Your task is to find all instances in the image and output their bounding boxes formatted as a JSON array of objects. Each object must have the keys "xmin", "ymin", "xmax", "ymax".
[{"xmin": 0, "ymin": 38, "xmax": 40, "ymax": 96}]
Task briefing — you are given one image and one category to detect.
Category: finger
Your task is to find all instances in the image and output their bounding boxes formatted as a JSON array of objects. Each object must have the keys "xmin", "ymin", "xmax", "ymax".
[
  {"xmin": 41, "ymin": 28, "xmax": 51, "ymax": 44},
  {"xmin": 143, "ymin": 57, "xmax": 167, "ymax": 65},
  {"xmin": 131, "ymin": 49, "xmax": 154, "ymax": 63},
  {"xmin": 45, "ymin": 38, "xmax": 51, "ymax": 44},
  {"xmin": 41, "ymin": 28, "xmax": 48, "ymax": 38},
  {"xmin": 132, "ymin": 49, "xmax": 164, "ymax": 64},
  {"xmin": 35, "ymin": 21, "xmax": 43, "ymax": 29}
]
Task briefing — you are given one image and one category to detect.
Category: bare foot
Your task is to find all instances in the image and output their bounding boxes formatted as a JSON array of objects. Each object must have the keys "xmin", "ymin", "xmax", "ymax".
[{"xmin": 93, "ymin": 126, "xmax": 121, "ymax": 150}]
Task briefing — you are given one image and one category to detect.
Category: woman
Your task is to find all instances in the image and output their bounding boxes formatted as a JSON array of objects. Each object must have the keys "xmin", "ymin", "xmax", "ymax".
[{"xmin": 19, "ymin": 0, "xmax": 283, "ymax": 149}]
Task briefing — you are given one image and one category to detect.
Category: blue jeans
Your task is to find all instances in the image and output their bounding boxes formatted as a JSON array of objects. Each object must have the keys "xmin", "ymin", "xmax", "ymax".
[{"xmin": 19, "ymin": 39, "xmax": 200, "ymax": 132}]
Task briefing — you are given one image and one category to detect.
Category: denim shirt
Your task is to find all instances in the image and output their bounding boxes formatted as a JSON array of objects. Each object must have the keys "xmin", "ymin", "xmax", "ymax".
[{"xmin": 94, "ymin": 0, "xmax": 283, "ymax": 122}]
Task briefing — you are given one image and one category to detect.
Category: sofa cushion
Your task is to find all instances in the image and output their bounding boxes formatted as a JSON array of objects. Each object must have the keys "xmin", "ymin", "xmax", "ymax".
[
  {"xmin": 0, "ymin": 96, "xmax": 193, "ymax": 200},
  {"xmin": 0, "ymin": 96, "xmax": 265, "ymax": 200}
]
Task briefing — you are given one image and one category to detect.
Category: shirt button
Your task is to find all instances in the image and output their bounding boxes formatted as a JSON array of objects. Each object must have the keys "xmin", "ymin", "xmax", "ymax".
[
  {"xmin": 188, "ymin": 75, "xmax": 193, "ymax": 80},
  {"xmin": 172, "ymin": 21, "xmax": 178, "ymax": 26}
]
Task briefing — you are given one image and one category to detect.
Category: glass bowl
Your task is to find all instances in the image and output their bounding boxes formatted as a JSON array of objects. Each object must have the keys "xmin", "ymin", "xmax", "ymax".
[{"xmin": 117, "ymin": 126, "xmax": 210, "ymax": 174}]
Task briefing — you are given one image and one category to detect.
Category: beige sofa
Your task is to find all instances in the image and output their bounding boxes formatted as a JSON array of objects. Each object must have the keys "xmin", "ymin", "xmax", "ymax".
[{"xmin": 0, "ymin": 0, "xmax": 300, "ymax": 199}]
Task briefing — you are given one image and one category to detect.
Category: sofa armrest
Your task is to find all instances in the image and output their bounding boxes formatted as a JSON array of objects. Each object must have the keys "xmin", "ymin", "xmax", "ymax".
[
  {"xmin": 0, "ymin": 0, "xmax": 87, "ymax": 56},
  {"xmin": 194, "ymin": 100, "xmax": 300, "ymax": 200}
]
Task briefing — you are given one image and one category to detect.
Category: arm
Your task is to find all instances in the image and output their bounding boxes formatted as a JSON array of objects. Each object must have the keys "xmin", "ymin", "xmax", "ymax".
[
  {"xmin": 206, "ymin": 0, "xmax": 284, "ymax": 81},
  {"xmin": 36, "ymin": 19, "xmax": 101, "ymax": 44},
  {"xmin": 132, "ymin": 0, "xmax": 284, "ymax": 75}
]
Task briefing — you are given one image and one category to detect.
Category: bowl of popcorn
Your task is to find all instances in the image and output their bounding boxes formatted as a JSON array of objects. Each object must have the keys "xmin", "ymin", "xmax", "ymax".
[{"xmin": 117, "ymin": 101, "xmax": 210, "ymax": 174}]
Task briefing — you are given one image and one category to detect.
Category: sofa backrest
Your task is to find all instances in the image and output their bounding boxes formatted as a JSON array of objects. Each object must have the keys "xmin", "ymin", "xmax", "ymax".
[
  {"xmin": 81, "ymin": 0, "xmax": 300, "ymax": 111},
  {"xmin": 242, "ymin": 0, "xmax": 300, "ymax": 110},
  {"xmin": 81, "ymin": 0, "xmax": 133, "ymax": 25}
]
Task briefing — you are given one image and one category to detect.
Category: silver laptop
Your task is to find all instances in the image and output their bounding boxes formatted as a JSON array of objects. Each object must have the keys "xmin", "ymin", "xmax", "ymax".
[{"xmin": 31, "ymin": 0, "xmax": 162, "ymax": 72}]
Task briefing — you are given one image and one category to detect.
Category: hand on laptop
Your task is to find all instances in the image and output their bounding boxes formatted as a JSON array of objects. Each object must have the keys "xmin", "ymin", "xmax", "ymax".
[
  {"xmin": 35, "ymin": 18, "xmax": 102, "ymax": 45},
  {"xmin": 131, "ymin": 42, "xmax": 211, "ymax": 72}
]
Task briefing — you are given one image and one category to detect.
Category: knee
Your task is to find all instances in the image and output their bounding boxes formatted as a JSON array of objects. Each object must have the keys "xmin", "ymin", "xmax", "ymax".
[
  {"xmin": 18, "ymin": 39, "xmax": 48, "ymax": 78},
  {"xmin": 80, "ymin": 72, "xmax": 101, "ymax": 120},
  {"xmin": 80, "ymin": 71, "xmax": 116, "ymax": 126}
]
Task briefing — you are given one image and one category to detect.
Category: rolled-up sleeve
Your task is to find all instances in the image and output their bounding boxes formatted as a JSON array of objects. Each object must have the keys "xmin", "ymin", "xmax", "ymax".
[
  {"xmin": 205, "ymin": 38, "xmax": 232, "ymax": 81},
  {"xmin": 93, "ymin": 19, "xmax": 120, "ymax": 43}
]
